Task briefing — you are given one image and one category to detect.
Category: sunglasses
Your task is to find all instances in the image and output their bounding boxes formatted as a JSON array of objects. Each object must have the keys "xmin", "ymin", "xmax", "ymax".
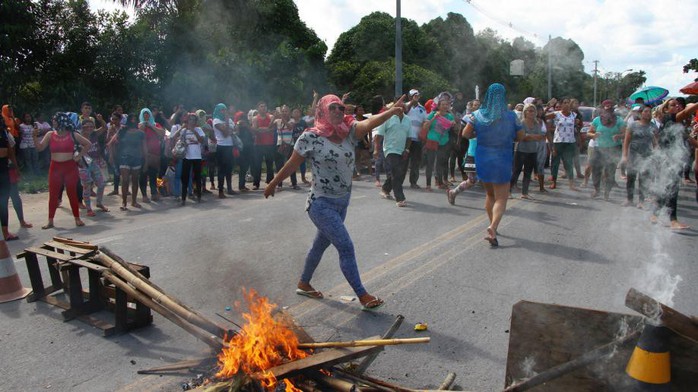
[{"xmin": 328, "ymin": 104, "xmax": 346, "ymax": 113}]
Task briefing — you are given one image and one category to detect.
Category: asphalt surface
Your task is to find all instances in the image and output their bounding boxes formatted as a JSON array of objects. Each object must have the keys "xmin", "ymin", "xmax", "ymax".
[{"xmin": 1, "ymin": 168, "xmax": 697, "ymax": 391}]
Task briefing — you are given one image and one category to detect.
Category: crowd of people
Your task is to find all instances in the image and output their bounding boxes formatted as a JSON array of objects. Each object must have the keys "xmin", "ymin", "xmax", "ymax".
[{"xmin": 1, "ymin": 87, "xmax": 697, "ymax": 307}]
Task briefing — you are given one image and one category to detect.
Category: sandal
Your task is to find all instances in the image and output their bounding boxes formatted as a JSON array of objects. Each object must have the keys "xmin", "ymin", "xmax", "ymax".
[
  {"xmin": 485, "ymin": 227, "xmax": 498, "ymax": 248},
  {"xmin": 75, "ymin": 219, "xmax": 85, "ymax": 227},
  {"xmin": 120, "ymin": 205, "xmax": 129, "ymax": 211},
  {"xmin": 20, "ymin": 221, "xmax": 33, "ymax": 228},
  {"xmin": 295, "ymin": 288, "xmax": 324, "ymax": 299},
  {"xmin": 361, "ymin": 297, "xmax": 385, "ymax": 312},
  {"xmin": 4, "ymin": 234, "xmax": 19, "ymax": 241},
  {"xmin": 131, "ymin": 202, "xmax": 142, "ymax": 209},
  {"xmin": 96, "ymin": 204, "xmax": 110, "ymax": 212},
  {"xmin": 86, "ymin": 210, "xmax": 96, "ymax": 217},
  {"xmin": 41, "ymin": 223, "xmax": 54, "ymax": 230}
]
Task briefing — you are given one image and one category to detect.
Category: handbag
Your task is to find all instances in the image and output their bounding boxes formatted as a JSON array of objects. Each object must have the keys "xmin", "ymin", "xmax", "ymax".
[{"xmin": 171, "ymin": 130, "xmax": 187, "ymax": 159}]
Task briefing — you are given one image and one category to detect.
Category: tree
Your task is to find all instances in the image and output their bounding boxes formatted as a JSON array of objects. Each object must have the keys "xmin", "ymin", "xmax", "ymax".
[{"xmin": 683, "ymin": 59, "xmax": 698, "ymax": 73}]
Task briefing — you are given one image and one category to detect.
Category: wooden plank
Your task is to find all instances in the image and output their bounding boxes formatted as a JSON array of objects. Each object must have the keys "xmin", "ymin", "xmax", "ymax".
[
  {"xmin": 504, "ymin": 301, "xmax": 698, "ymax": 391},
  {"xmin": 266, "ymin": 338, "xmax": 382, "ymax": 380},
  {"xmin": 625, "ymin": 288, "xmax": 698, "ymax": 344},
  {"xmin": 25, "ymin": 247, "xmax": 76, "ymax": 262},
  {"xmin": 60, "ymin": 258, "xmax": 108, "ymax": 272},
  {"xmin": 52, "ymin": 236, "xmax": 98, "ymax": 250},
  {"xmin": 45, "ymin": 240, "xmax": 96, "ymax": 255},
  {"xmin": 41, "ymin": 295, "xmax": 116, "ymax": 335}
]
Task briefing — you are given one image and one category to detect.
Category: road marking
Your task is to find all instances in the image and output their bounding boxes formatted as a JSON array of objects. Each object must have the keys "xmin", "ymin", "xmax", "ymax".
[{"xmin": 288, "ymin": 199, "xmax": 523, "ymax": 320}]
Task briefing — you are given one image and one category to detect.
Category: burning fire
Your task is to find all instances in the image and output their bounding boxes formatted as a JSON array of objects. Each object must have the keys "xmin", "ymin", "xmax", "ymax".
[{"xmin": 216, "ymin": 289, "xmax": 308, "ymax": 391}]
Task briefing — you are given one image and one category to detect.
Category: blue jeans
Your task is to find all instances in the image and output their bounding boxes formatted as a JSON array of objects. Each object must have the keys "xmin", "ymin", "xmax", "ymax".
[{"xmin": 301, "ymin": 194, "xmax": 367, "ymax": 297}]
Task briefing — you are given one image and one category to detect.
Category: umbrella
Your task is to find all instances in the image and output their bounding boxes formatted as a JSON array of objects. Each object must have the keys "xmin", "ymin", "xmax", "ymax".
[
  {"xmin": 628, "ymin": 86, "xmax": 669, "ymax": 106},
  {"xmin": 679, "ymin": 81, "xmax": 698, "ymax": 95}
]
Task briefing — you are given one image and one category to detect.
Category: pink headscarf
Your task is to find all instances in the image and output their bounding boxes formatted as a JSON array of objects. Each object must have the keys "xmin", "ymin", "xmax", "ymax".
[{"xmin": 307, "ymin": 94, "xmax": 355, "ymax": 141}]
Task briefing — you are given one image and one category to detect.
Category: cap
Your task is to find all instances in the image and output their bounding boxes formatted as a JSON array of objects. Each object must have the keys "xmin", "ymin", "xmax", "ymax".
[{"xmin": 409, "ymin": 89, "xmax": 420, "ymax": 97}]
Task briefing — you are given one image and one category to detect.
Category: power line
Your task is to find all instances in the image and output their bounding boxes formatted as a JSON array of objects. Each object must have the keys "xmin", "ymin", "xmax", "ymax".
[{"xmin": 459, "ymin": 0, "xmax": 544, "ymax": 43}]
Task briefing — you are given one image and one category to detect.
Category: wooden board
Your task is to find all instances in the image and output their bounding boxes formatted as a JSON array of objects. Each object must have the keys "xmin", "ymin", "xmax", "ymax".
[
  {"xmin": 266, "ymin": 337, "xmax": 382, "ymax": 380},
  {"xmin": 505, "ymin": 301, "xmax": 698, "ymax": 391},
  {"xmin": 273, "ymin": 310, "xmax": 315, "ymax": 344}
]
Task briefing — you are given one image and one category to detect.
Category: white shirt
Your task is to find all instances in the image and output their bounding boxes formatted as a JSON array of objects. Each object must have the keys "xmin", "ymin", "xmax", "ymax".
[
  {"xmin": 406, "ymin": 104, "xmax": 427, "ymax": 140},
  {"xmin": 212, "ymin": 118, "xmax": 234, "ymax": 146},
  {"xmin": 173, "ymin": 127, "xmax": 205, "ymax": 160}
]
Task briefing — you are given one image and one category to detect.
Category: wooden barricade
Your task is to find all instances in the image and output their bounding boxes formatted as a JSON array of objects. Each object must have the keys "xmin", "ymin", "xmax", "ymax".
[{"xmin": 17, "ymin": 237, "xmax": 152, "ymax": 336}]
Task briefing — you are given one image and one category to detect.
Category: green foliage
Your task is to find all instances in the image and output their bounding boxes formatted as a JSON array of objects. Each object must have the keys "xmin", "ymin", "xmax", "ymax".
[
  {"xmin": 683, "ymin": 59, "xmax": 698, "ymax": 73},
  {"xmin": 1, "ymin": 0, "xmax": 646, "ymax": 118}
]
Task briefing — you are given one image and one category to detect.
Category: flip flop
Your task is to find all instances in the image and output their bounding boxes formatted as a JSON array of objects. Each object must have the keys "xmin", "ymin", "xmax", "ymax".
[
  {"xmin": 295, "ymin": 288, "xmax": 324, "ymax": 299},
  {"xmin": 41, "ymin": 223, "xmax": 54, "ymax": 230},
  {"xmin": 361, "ymin": 298, "xmax": 384, "ymax": 312},
  {"xmin": 120, "ymin": 206, "xmax": 129, "ymax": 211},
  {"xmin": 5, "ymin": 234, "xmax": 19, "ymax": 241},
  {"xmin": 485, "ymin": 237, "xmax": 499, "ymax": 247}
]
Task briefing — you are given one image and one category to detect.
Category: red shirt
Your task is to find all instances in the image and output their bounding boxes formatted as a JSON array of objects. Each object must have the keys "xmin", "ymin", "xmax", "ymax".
[
  {"xmin": 254, "ymin": 114, "xmax": 275, "ymax": 146},
  {"xmin": 144, "ymin": 125, "xmax": 162, "ymax": 155}
]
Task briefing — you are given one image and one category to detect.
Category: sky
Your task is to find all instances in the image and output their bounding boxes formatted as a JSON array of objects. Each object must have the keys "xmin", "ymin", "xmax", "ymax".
[{"xmin": 89, "ymin": 0, "xmax": 697, "ymax": 97}]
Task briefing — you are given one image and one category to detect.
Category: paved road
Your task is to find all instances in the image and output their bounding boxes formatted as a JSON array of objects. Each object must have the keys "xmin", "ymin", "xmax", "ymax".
[{"xmin": 1, "ymin": 171, "xmax": 696, "ymax": 391}]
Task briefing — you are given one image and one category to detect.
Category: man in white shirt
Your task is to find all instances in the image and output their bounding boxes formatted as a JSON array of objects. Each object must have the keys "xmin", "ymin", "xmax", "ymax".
[{"xmin": 405, "ymin": 89, "xmax": 427, "ymax": 188}]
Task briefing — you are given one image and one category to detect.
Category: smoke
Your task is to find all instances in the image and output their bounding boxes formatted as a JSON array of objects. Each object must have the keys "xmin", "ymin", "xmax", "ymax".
[
  {"xmin": 520, "ymin": 356, "xmax": 538, "ymax": 379},
  {"xmin": 627, "ymin": 121, "xmax": 688, "ymax": 308}
]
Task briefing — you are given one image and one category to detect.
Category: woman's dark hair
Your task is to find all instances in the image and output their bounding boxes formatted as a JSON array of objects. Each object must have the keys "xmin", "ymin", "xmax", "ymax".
[
  {"xmin": 119, "ymin": 113, "xmax": 138, "ymax": 140},
  {"xmin": 125, "ymin": 113, "xmax": 138, "ymax": 128},
  {"xmin": 174, "ymin": 110, "xmax": 186, "ymax": 125},
  {"xmin": 23, "ymin": 113, "xmax": 34, "ymax": 124},
  {"xmin": 369, "ymin": 95, "xmax": 384, "ymax": 114}
]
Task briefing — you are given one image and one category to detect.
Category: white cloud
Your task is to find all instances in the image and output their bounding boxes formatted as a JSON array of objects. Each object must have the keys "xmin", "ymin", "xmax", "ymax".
[
  {"xmin": 294, "ymin": 0, "xmax": 698, "ymax": 96},
  {"xmin": 88, "ymin": 0, "xmax": 698, "ymax": 97}
]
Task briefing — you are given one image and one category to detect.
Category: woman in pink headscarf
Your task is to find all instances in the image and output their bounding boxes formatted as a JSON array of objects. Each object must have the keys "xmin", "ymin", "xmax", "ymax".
[{"xmin": 265, "ymin": 93, "xmax": 405, "ymax": 311}]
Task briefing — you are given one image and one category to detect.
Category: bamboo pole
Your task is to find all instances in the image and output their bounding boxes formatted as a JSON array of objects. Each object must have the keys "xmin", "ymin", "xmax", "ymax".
[
  {"xmin": 438, "ymin": 372, "xmax": 456, "ymax": 390},
  {"xmin": 98, "ymin": 247, "xmax": 233, "ymax": 338},
  {"xmin": 298, "ymin": 337, "xmax": 429, "ymax": 349},
  {"xmin": 356, "ymin": 314, "xmax": 405, "ymax": 374},
  {"xmin": 52, "ymin": 236, "xmax": 98, "ymax": 250},
  {"xmin": 502, "ymin": 329, "xmax": 641, "ymax": 392},
  {"xmin": 94, "ymin": 251, "xmax": 228, "ymax": 339},
  {"xmin": 102, "ymin": 271, "xmax": 223, "ymax": 350}
]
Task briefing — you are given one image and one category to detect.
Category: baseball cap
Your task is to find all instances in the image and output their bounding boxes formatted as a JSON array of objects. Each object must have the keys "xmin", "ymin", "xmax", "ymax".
[{"xmin": 409, "ymin": 89, "xmax": 420, "ymax": 97}]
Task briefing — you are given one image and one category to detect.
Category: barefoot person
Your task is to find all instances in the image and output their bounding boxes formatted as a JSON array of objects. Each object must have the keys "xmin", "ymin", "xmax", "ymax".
[
  {"xmin": 33, "ymin": 112, "xmax": 91, "ymax": 228},
  {"xmin": 462, "ymin": 83, "xmax": 525, "ymax": 247},
  {"xmin": 264, "ymin": 93, "xmax": 405, "ymax": 311},
  {"xmin": 109, "ymin": 114, "xmax": 146, "ymax": 211}
]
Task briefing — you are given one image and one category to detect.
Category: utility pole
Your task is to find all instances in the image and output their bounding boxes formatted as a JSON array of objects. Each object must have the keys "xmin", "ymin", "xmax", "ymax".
[
  {"xmin": 547, "ymin": 35, "xmax": 552, "ymax": 100},
  {"xmin": 394, "ymin": 0, "xmax": 403, "ymax": 98},
  {"xmin": 593, "ymin": 60, "xmax": 599, "ymax": 108}
]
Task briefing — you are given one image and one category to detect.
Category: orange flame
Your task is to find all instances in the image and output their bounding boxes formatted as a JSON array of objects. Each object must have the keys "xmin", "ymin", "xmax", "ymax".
[{"xmin": 216, "ymin": 289, "xmax": 308, "ymax": 391}]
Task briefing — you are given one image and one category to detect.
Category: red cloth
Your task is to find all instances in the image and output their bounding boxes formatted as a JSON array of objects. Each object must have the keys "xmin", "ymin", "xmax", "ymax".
[
  {"xmin": 49, "ymin": 132, "xmax": 74, "ymax": 154},
  {"xmin": 144, "ymin": 127, "xmax": 162, "ymax": 155},
  {"xmin": 233, "ymin": 111, "xmax": 245, "ymax": 123},
  {"xmin": 425, "ymin": 99, "xmax": 434, "ymax": 113},
  {"xmin": 306, "ymin": 94, "xmax": 354, "ymax": 141}
]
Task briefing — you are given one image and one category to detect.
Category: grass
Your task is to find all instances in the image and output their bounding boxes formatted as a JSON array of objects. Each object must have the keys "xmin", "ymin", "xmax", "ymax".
[{"xmin": 16, "ymin": 172, "xmax": 50, "ymax": 194}]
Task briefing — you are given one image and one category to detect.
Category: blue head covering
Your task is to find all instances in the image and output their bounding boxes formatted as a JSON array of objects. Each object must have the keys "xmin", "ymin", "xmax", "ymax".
[
  {"xmin": 54, "ymin": 112, "xmax": 75, "ymax": 132},
  {"xmin": 473, "ymin": 83, "xmax": 507, "ymax": 126},
  {"xmin": 212, "ymin": 103, "xmax": 227, "ymax": 121},
  {"xmin": 139, "ymin": 108, "xmax": 155, "ymax": 126}
]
